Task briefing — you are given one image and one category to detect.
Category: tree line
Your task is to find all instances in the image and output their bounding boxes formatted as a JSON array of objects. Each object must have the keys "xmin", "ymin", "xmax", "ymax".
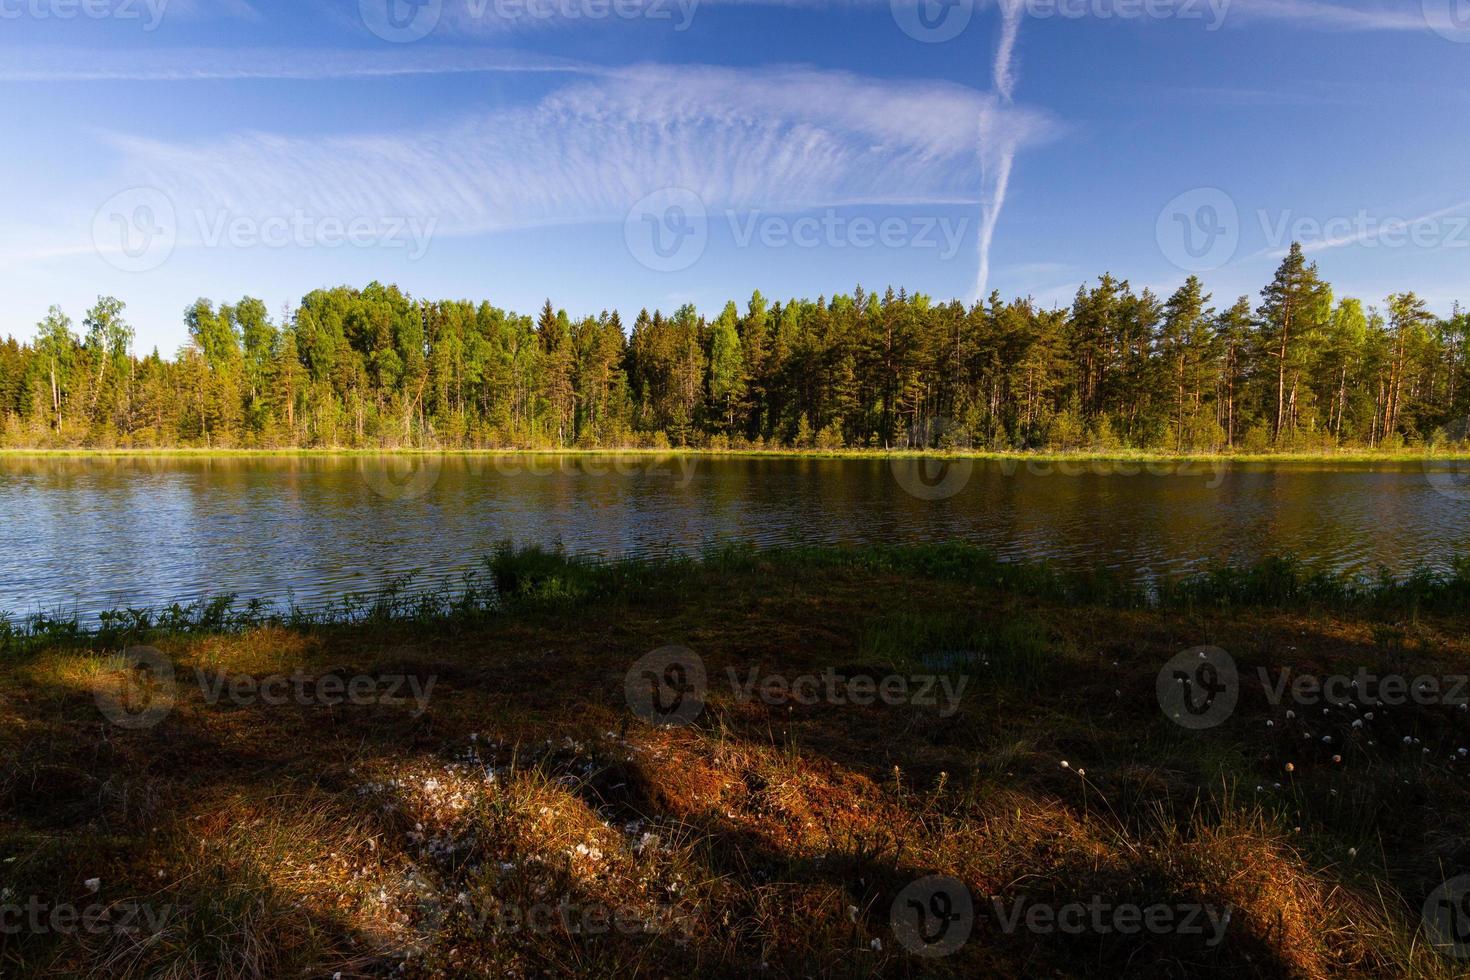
[{"xmin": 3, "ymin": 244, "xmax": 1467, "ymax": 453}]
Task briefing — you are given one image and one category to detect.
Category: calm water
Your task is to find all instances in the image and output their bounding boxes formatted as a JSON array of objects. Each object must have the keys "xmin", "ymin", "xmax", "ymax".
[{"xmin": 1, "ymin": 454, "xmax": 1467, "ymax": 618}]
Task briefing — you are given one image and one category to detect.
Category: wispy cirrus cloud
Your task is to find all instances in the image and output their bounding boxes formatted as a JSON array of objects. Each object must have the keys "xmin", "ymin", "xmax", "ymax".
[
  {"xmin": 0, "ymin": 46, "xmax": 592, "ymax": 82},
  {"xmin": 1223, "ymin": 0, "xmax": 1443, "ymax": 32},
  {"xmin": 2, "ymin": 1, "xmax": 1049, "ymax": 303},
  {"xmin": 328, "ymin": 0, "xmax": 1445, "ymax": 39},
  {"xmin": 84, "ymin": 64, "xmax": 1050, "ymax": 267},
  {"xmin": 1255, "ymin": 197, "xmax": 1470, "ymax": 258}
]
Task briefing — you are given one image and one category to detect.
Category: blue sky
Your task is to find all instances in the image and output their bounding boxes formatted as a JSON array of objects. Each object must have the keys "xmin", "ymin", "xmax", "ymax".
[{"xmin": 1, "ymin": 0, "xmax": 1467, "ymax": 354}]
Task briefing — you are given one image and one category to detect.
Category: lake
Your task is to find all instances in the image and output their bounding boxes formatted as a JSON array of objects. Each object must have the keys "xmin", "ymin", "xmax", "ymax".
[{"xmin": 2, "ymin": 454, "xmax": 1467, "ymax": 618}]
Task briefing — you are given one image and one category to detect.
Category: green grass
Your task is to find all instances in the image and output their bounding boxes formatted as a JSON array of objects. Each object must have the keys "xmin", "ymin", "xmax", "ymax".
[
  {"xmin": 7, "ymin": 543, "xmax": 1470, "ymax": 658},
  {"xmin": 2, "ymin": 445, "xmax": 1469, "ymax": 462}
]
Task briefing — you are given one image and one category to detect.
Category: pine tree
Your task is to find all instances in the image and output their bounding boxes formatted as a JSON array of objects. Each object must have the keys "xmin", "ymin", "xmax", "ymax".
[
  {"xmin": 1258, "ymin": 243, "xmax": 1331, "ymax": 441},
  {"xmin": 709, "ymin": 301, "xmax": 746, "ymax": 433}
]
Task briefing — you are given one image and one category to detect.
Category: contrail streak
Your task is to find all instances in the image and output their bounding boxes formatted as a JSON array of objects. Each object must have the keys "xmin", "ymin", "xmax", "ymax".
[{"xmin": 974, "ymin": 0, "xmax": 1024, "ymax": 302}]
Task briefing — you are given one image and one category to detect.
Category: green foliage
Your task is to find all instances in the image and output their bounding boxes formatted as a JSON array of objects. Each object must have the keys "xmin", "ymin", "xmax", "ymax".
[
  {"xmin": 814, "ymin": 420, "xmax": 845, "ymax": 449},
  {"xmin": 2, "ymin": 254, "xmax": 1467, "ymax": 451},
  {"xmin": 11, "ymin": 544, "xmax": 1470, "ymax": 661}
]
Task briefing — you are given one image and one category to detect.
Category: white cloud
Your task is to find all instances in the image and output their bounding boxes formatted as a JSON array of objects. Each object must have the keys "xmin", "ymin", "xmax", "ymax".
[
  {"xmin": 1222, "ymin": 0, "xmax": 1438, "ymax": 32},
  {"xmin": 2, "ymin": 0, "xmax": 1048, "ymax": 304},
  {"xmin": 1267, "ymin": 198, "xmax": 1470, "ymax": 257},
  {"xmin": 992, "ymin": 0, "xmax": 1023, "ymax": 101},
  {"xmin": 971, "ymin": 0, "xmax": 1025, "ymax": 300},
  {"xmin": 0, "ymin": 46, "xmax": 594, "ymax": 82},
  {"xmin": 339, "ymin": 0, "xmax": 1442, "ymax": 38},
  {"xmin": 93, "ymin": 63, "xmax": 1051, "ymax": 246}
]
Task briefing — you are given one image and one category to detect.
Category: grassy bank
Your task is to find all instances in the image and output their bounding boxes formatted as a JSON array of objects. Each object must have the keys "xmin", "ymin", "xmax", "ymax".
[
  {"xmin": 2, "ymin": 445, "xmax": 1470, "ymax": 463},
  {"xmin": 3, "ymin": 545, "xmax": 1470, "ymax": 977}
]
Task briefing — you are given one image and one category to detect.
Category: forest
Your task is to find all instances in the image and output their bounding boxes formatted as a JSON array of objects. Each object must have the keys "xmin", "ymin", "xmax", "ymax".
[{"xmin": 2, "ymin": 244, "xmax": 1467, "ymax": 453}]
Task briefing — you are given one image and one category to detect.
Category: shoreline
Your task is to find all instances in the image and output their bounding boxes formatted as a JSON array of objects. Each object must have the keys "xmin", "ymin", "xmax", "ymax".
[
  {"xmin": 6, "ymin": 543, "xmax": 1469, "ymax": 646},
  {"xmin": 3, "ymin": 446, "xmax": 1469, "ymax": 463}
]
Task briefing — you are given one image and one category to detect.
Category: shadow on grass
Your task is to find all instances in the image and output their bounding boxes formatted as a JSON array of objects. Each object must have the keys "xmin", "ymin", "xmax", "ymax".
[{"xmin": 2, "ymin": 543, "xmax": 1469, "ymax": 975}]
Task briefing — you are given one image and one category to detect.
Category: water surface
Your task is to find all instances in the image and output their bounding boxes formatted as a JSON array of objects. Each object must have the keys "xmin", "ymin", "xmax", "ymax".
[{"xmin": 1, "ymin": 454, "xmax": 1466, "ymax": 618}]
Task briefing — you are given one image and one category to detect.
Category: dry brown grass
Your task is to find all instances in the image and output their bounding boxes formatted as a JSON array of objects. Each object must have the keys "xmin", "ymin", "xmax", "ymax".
[{"xmin": 2, "ymin": 551, "xmax": 1468, "ymax": 977}]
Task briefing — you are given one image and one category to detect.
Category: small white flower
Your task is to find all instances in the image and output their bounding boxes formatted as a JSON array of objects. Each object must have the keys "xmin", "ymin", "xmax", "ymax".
[
  {"xmin": 1348, "ymin": 848, "xmax": 1357, "ymax": 857},
  {"xmin": 1060, "ymin": 761, "xmax": 1070, "ymax": 768},
  {"xmin": 870, "ymin": 938, "xmax": 883, "ymax": 951},
  {"xmin": 84, "ymin": 878, "xmax": 100, "ymax": 893}
]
